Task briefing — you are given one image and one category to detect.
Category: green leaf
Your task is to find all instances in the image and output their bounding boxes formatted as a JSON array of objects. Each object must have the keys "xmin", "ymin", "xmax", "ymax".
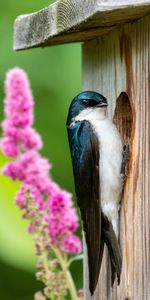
[{"xmin": 68, "ymin": 254, "xmax": 83, "ymax": 266}]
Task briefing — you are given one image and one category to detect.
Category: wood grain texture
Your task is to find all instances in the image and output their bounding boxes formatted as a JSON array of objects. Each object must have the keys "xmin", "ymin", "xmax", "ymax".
[
  {"xmin": 83, "ymin": 14, "xmax": 150, "ymax": 300},
  {"xmin": 13, "ymin": 0, "xmax": 150, "ymax": 50}
]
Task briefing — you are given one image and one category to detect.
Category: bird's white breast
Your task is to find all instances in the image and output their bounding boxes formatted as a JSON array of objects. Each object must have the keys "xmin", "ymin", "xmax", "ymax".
[
  {"xmin": 91, "ymin": 118, "xmax": 123, "ymax": 235},
  {"xmin": 74, "ymin": 107, "xmax": 123, "ymax": 235}
]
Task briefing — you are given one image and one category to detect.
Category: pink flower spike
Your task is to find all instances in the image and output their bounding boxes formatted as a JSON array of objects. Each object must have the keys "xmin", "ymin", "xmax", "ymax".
[
  {"xmin": 5, "ymin": 67, "xmax": 33, "ymax": 108},
  {"xmin": 4, "ymin": 68, "xmax": 34, "ymax": 128},
  {"xmin": 1, "ymin": 67, "xmax": 82, "ymax": 299},
  {"xmin": 2, "ymin": 67, "xmax": 82, "ymax": 261}
]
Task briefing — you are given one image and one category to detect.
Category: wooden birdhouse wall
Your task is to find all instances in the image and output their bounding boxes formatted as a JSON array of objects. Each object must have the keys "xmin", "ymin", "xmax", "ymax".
[{"xmin": 83, "ymin": 14, "xmax": 150, "ymax": 300}]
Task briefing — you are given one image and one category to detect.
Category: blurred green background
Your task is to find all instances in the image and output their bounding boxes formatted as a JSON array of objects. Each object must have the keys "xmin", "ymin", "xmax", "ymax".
[{"xmin": 0, "ymin": 1, "xmax": 82, "ymax": 299}]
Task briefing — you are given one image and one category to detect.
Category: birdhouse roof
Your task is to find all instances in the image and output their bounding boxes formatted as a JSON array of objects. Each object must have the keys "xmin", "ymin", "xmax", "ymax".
[{"xmin": 14, "ymin": 0, "xmax": 150, "ymax": 50}]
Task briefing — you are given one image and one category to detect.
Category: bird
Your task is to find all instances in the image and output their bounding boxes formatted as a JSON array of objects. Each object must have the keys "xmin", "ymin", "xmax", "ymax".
[{"xmin": 66, "ymin": 91, "xmax": 123, "ymax": 296}]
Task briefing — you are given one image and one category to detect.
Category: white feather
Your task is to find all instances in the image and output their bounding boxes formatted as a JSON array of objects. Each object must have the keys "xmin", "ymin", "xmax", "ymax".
[{"xmin": 74, "ymin": 107, "xmax": 123, "ymax": 236}]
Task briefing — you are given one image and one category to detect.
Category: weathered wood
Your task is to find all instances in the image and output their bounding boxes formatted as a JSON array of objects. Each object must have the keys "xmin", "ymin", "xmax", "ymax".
[
  {"xmin": 13, "ymin": 0, "xmax": 150, "ymax": 50},
  {"xmin": 83, "ymin": 14, "xmax": 150, "ymax": 300}
]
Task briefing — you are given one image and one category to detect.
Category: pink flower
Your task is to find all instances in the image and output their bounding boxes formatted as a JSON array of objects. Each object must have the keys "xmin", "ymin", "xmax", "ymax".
[
  {"xmin": 48, "ymin": 217, "xmax": 65, "ymax": 239},
  {"xmin": 15, "ymin": 185, "xmax": 28, "ymax": 209},
  {"xmin": 21, "ymin": 128, "xmax": 43, "ymax": 150},
  {"xmin": 78, "ymin": 289, "xmax": 84, "ymax": 297},
  {"xmin": 2, "ymin": 120, "xmax": 42, "ymax": 152},
  {"xmin": 47, "ymin": 202, "xmax": 79, "ymax": 250},
  {"xmin": 15, "ymin": 183, "xmax": 45, "ymax": 210},
  {"xmin": 2, "ymin": 120, "xmax": 18, "ymax": 138},
  {"xmin": 7, "ymin": 112, "xmax": 33, "ymax": 128},
  {"xmin": 62, "ymin": 234, "xmax": 82, "ymax": 254},
  {"xmin": 62, "ymin": 208, "xmax": 78, "ymax": 232},
  {"xmin": 1, "ymin": 137, "xmax": 19, "ymax": 158},
  {"xmin": 28, "ymin": 224, "xmax": 35, "ymax": 233},
  {"xmin": 7, "ymin": 150, "xmax": 51, "ymax": 182},
  {"xmin": 3, "ymin": 161, "xmax": 20, "ymax": 180},
  {"xmin": 48, "ymin": 190, "xmax": 72, "ymax": 214}
]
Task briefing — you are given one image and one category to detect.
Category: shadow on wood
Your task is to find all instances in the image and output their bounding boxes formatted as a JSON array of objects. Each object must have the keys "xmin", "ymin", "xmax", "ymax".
[{"xmin": 113, "ymin": 92, "xmax": 133, "ymax": 144}]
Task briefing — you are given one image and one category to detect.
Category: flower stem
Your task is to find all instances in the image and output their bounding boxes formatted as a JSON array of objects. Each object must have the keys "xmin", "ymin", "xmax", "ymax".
[
  {"xmin": 51, "ymin": 245, "xmax": 79, "ymax": 300},
  {"xmin": 65, "ymin": 268, "xmax": 79, "ymax": 300}
]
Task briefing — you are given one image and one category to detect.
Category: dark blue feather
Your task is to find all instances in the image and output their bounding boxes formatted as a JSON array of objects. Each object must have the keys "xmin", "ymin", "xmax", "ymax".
[{"xmin": 67, "ymin": 120, "xmax": 102, "ymax": 294}]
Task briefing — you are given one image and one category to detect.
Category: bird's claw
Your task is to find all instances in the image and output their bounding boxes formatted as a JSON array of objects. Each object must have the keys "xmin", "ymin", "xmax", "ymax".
[{"xmin": 121, "ymin": 143, "xmax": 130, "ymax": 178}]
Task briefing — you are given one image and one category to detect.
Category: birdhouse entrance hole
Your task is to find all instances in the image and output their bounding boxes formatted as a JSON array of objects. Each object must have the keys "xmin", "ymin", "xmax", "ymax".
[
  {"xmin": 113, "ymin": 92, "xmax": 133, "ymax": 184},
  {"xmin": 113, "ymin": 92, "xmax": 133, "ymax": 146}
]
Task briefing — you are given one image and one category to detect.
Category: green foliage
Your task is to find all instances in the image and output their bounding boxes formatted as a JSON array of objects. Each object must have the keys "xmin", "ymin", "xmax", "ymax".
[
  {"xmin": 0, "ymin": 153, "xmax": 36, "ymax": 270},
  {"xmin": 0, "ymin": 1, "xmax": 82, "ymax": 299}
]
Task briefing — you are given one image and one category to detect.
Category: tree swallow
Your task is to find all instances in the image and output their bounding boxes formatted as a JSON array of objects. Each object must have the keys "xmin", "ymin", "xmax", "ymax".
[{"xmin": 66, "ymin": 91, "xmax": 123, "ymax": 296}]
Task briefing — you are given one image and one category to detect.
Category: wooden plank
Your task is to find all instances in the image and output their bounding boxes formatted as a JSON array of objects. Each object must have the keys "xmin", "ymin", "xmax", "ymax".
[
  {"xmin": 83, "ymin": 13, "xmax": 150, "ymax": 300},
  {"xmin": 13, "ymin": 0, "xmax": 150, "ymax": 50}
]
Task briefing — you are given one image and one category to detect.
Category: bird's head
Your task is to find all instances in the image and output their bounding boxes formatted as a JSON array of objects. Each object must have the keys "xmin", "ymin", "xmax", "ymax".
[{"xmin": 67, "ymin": 91, "xmax": 108, "ymax": 126}]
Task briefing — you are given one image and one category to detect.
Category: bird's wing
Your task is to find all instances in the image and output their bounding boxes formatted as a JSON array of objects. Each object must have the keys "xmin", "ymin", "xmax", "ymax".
[{"xmin": 68, "ymin": 121, "xmax": 103, "ymax": 295}]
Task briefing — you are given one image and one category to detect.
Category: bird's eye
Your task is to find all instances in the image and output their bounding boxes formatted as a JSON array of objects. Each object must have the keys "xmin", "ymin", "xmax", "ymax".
[
  {"xmin": 82, "ymin": 99, "xmax": 89, "ymax": 105},
  {"xmin": 82, "ymin": 99, "xmax": 98, "ymax": 106}
]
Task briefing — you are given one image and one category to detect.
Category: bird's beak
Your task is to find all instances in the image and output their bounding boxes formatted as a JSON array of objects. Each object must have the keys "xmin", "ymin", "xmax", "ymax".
[{"xmin": 96, "ymin": 102, "xmax": 108, "ymax": 107}]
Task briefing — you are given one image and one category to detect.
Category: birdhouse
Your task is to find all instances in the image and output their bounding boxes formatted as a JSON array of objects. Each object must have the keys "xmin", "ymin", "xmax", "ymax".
[{"xmin": 14, "ymin": 1, "xmax": 150, "ymax": 299}]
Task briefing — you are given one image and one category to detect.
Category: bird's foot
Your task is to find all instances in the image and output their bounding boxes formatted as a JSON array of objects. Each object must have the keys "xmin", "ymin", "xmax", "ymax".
[{"xmin": 121, "ymin": 143, "xmax": 130, "ymax": 178}]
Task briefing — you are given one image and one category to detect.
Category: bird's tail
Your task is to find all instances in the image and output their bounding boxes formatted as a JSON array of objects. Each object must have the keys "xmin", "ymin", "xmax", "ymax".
[{"xmin": 102, "ymin": 213, "xmax": 122, "ymax": 285}]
